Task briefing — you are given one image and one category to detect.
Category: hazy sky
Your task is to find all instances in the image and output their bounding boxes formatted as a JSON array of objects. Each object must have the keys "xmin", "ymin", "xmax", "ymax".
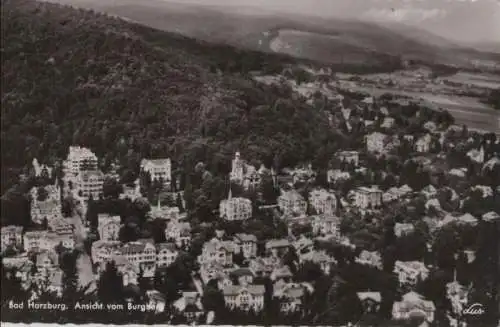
[{"xmin": 162, "ymin": 0, "xmax": 500, "ymax": 43}]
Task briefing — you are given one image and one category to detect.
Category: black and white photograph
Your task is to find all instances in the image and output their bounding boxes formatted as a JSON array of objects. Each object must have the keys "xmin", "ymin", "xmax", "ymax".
[{"xmin": 1, "ymin": 0, "xmax": 499, "ymax": 326}]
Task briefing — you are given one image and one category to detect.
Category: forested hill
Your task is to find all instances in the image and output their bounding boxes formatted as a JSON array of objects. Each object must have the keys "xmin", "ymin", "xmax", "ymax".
[{"xmin": 0, "ymin": 0, "xmax": 339, "ymax": 193}]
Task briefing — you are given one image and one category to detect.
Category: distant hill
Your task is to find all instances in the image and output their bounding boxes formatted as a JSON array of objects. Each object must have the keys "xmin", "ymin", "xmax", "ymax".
[{"xmin": 39, "ymin": 0, "xmax": 500, "ymax": 71}]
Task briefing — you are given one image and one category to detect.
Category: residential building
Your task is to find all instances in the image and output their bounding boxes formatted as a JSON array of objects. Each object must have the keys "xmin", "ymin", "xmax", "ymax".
[
  {"xmin": 273, "ymin": 282, "xmax": 310, "ymax": 313},
  {"xmin": 308, "ymin": 189, "xmax": 337, "ymax": 215},
  {"xmin": 446, "ymin": 281, "xmax": 469, "ymax": 316},
  {"xmin": 121, "ymin": 238, "xmax": 156, "ymax": 264},
  {"xmin": 156, "ymin": 243, "xmax": 178, "ymax": 268},
  {"xmin": 165, "ymin": 220, "xmax": 191, "ymax": 248},
  {"xmin": 98, "ymin": 214, "xmax": 121, "ymax": 241},
  {"xmin": 150, "ymin": 200, "xmax": 186, "ymax": 221},
  {"xmin": 337, "ymin": 151, "xmax": 359, "ymax": 167},
  {"xmin": 415, "ymin": 134, "xmax": 432, "ymax": 153},
  {"xmin": 353, "ymin": 186, "xmax": 382, "ymax": 209},
  {"xmin": 286, "ymin": 164, "xmax": 316, "ymax": 184},
  {"xmin": 32, "ymin": 158, "xmax": 53, "ymax": 178},
  {"xmin": 146, "ymin": 290, "xmax": 167, "ymax": 314},
  {"xmin": 140, "ymin": 158, "xmax": 172, "ymax": 187},
  {"xmin": 46, "ymin": 269, "xmax": 64, "ymax": 297},
  {"xmin": 113, "ymin": 256, "xmax": 139, "ymax": 286},
  {"xmin": 299, "ymin": 250, "xmax": 336, "ymax": 275},
  {"xmin": 382, "ymin": 185, "xmax": 413, "ymax": 203},
  {"xmin": 265, "ymin": 239, "xmax": 290, "ymax": 257},
  {"xmin": 91, "ymin": 240, "xmax": 122, "ymax": 266},
  {"xmin": 394, "ymin": 223, "xmax": 415, "ymax": 237},
  {"xmin": 230, "ymin": 152, "xmax": 261, "ymax": 190},
  {"xmin": 381, "ymin": 117, "xmax": 395, "ymax": 129},
  {"xmin": 357, "ymin": 292, "xmax": 382, "ymax": 313},
  {"xmin": 65, "ymin": 146, "xmax": 98, "ymax": 176},
  {"xmin": 327, "ymin": 169, "xmax": 351, "ymax": 183},
  {"xmin": 198, "ymin": 238, "xmax": 234, "ymax": 267},
  {"xmin": 311, "ymin": 214, "xmax": 340, "ymax": 237},
  {"xmin": 75, "ymin": 170, "xmax": 104, "ymax": 201},
  {"xmin": 355, "ymin": 250, "xmax": 383, "ymax": 270},
  {"xmin": 270, "ymin": 265, "xmax": 293, "ymax": 283},
  {"xmin": 1, "ymin": 225, "xmax": 23, "ymax": 250},
  {"xmin": 293, "ymin": 236, "xmax": 314, "ymax": 254},
  {"xmin": 394, "ymin": 261, "xmax": 429, "ymax": 286},
  {"xmin": 219, "ymin": 190, "xmax": 252, "ymax": 221},
  {"xmin": 249, "ymin": 256, "xmax": 281, "ymax": 278},
  {"xmin": 200, "ymin": 262, "xmax": 225, "ymax": 285},
  {"xmin": 23, "ymin": 231, "xmax": 74, "ymax": 252},
  {"xmin": 392, "ymin": 292, "xmax": 435, "ymax": 323},
  {"xmin": 119, "ymin": 179, "xmax": 142, "ymax": 201},
  {"xmin": 233, "ymin": 233, "xmax": 258, "ymax": 259},
  {"xmin": 173, "ymin": 291, "xmax": 204, "ymax": 322},
  {"xmin": 278, "ymin": 190, "xmax": 307, "ymax": 216},
  {"xmin": 223, "ymin": 284, "xmax": 265, "ymax": 312},
  {"xmin": 36, "ymin": 250, "xmax": 59, "ymax": 270},
  {"xmin": 366, "ymin": 132, "xmax": 389, "ymax": 153},
  {"xmin": 230, "ymin": 268, "xmax": 255, "ymax": 286}
]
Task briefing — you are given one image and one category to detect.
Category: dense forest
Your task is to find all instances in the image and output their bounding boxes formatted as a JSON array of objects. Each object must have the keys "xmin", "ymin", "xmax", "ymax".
[{"xmin": 0, "ymin": 0, "xmax": 344, "ymax": 195}]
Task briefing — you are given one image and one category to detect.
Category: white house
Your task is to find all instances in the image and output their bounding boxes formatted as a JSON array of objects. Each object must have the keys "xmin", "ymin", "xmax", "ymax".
[
  {"xmin": 308, "ymin": 189, "xmax": 337, "ymax": 215},
  {"xmin": 219, "ymin": 189, "xmax": 252, "ymax": 221},
  {"xmin": 140, "ymin": 158, "xmax": 172, "ymax": 187},
  {"xmin": 311, "ymin": 214, "xmax": 340, "ymax": 237},
  {"xmin": 394, "ymin": 261, "xmax": 429, "ymax": 286},
  {"xmin": 65, "ymin": 146, "xmax": 98, "ymax": 176},
  {"xmin": 392, "ymin": 292, "xmax": 435, "ymax": 324},
  {"xmin": 223, "ymin": 284, "xmax": 265, "ymax": 312},
  {"xmin": 366, "ymin": 132, "xmax": 389, "ymax": 153},
  {"xmin": 233, "ymin": 233, "xmax": 258, "ymax": 259},
  {"xmin": 75, "ymin": 170, "xmax": 104, "ymax": 201},
  {"xmin": 98, "ymin": 214, "xmax": 121, "ymax": 241},
  {"xmin": 229, "ymin": 152, "xmax": 261, "ymax": 190},
  {"xmin": 353, "ymin": 186, "xmax": 382, "ymax": 209},
  {"xmin": 156, "ymin": 243, "xmax": 178, "ymax": 268},
  {"xmin": 415, "ymin": 134, "xmax": 432, "ymax": 153}
]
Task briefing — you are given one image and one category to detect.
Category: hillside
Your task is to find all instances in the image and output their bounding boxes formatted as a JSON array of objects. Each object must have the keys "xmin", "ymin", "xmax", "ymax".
[{"xmin": 0, "ymin": 0, "xmax": 339, "ymax": 194}]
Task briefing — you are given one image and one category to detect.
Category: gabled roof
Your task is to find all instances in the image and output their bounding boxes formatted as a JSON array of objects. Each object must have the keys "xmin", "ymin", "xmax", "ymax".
[
  {"xmin": 222, "ymin": 284, "xmax": 265, "ymax": 296},
  {"xmin": 266, "ymin": 239, "xmax": 290, "ymax": 249},
  {"xmin": 357, "ymin": 291, "xmax": 382, "ymax": 303},
  {"xmin": 234, "ymin": 233, "xmax": 257, "ymax": 243}
]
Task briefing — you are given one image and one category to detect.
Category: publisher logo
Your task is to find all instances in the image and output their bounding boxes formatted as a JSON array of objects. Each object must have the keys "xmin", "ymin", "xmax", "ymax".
[{"xmin": 462, "ymin": 303, "xmax": 485, "ymax": 316}]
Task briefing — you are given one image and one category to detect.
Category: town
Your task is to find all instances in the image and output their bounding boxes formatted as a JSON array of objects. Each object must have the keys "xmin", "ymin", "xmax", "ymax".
[{"xmin": 1, "ymin": 86, "xmax": 499, "ymax": 326}]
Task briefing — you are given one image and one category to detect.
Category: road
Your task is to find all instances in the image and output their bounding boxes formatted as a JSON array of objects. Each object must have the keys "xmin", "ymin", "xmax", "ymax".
[{"xmin": 68, "ymin": 214, "xmax": 96, "ymax": 294}]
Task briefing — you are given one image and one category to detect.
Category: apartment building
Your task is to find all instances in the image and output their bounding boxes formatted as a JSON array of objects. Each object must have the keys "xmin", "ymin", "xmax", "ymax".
[
  {"xmin": 75, "ymin": 170, "xmax": 104, "ymax": 201},
  {"xmin": 65, "ymin": 146, "xmax": 98, "ymax": 176}
]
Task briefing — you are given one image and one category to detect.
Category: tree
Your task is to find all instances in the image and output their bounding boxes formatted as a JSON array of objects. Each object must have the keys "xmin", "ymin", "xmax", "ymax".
[
  {"xmin": 60, "ymin": 250, "xmax": 79, "ymax": 304},
  {"xmin": 102, "ymin": 178, "xmax": 123, "ymax": 199},
  {"xmin": 36, "ymin": 186, "xmax": 49, "ymax": 201},
  {"xmin": 97, "ymin": 261, "xmax": 124, "ymax": 304}
]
